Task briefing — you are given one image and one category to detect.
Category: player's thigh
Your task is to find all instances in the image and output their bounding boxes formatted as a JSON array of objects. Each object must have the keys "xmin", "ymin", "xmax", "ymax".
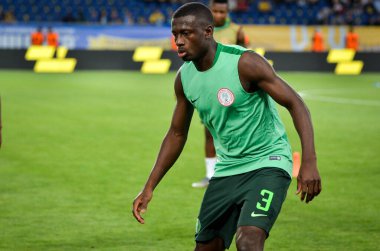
[
  {"xmin": 196, "ymin": 176, "xmax": 240, "ymax": 249},
  {"xmin": 238, "ymin": 167, "xmax": 291, "ymax": 235}
]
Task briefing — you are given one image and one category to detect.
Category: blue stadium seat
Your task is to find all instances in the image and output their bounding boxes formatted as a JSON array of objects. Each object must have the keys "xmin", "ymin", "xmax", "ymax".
[{"xmin": 0, "ymin": 0, "xmax": 371, "ymax": 25}]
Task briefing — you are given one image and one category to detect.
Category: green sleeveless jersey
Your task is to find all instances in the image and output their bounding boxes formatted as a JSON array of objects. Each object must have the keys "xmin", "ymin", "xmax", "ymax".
[{"xmin": 180, "ymin": 43, "xmax": 293, "ymax": 178}]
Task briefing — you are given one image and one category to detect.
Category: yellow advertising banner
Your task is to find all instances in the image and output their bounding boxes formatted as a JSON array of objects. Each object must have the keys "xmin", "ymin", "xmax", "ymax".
[
  {"xmin": 84, "ymin": 25, "xmax": 379, "ymax": 52},
  {"xmin": 241, "ymin": 25, "xmax": 380, "ymax": 51}
]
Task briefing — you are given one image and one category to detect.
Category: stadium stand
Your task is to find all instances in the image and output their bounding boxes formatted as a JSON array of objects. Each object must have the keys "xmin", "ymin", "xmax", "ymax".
[{"xmin": 0, "ymin": 0, "xmax": 378, "ymax": 25}]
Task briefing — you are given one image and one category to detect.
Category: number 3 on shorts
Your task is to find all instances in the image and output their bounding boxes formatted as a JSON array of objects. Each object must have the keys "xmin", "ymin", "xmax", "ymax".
[{"xmin": 256, "ymin": 189, "xmax": 274, "ymax": 212}]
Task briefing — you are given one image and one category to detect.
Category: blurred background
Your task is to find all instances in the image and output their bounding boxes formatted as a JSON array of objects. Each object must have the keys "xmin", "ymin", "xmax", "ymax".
[
  {"xmin": 0, "ymin": 0, "xmax": 378, "ymax": 25},
  {"xmin": 0, "ymin": 0, "xmax": 379, "ymax": 70},
  {"xmin": 0, "ymin": 0, "xmax": 379, "ymax": 71},
  {"xmin": 0, "ymin": 1, "xmax": 379, "ymax": 251}
]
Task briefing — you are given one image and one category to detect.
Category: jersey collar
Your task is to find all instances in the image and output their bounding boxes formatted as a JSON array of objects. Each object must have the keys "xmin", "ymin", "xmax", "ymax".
[{"xmin": 212, "ymin": 43, "xmax": 222, "ymax": 67}]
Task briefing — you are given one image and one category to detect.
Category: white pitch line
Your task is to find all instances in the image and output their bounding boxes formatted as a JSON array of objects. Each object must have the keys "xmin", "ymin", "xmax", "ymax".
[{"xmin": 298, "ymin": 91, "xmax": 380, "ymax": 107}]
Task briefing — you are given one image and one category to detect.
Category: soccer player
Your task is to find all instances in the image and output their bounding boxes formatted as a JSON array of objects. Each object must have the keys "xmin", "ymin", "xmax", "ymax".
[
  {"xmin": 132, "ymin": 3, "xmax": 322, "ymax": 251},
  {"xmin": 212, "ymin": 0, "xmax": 247, "ymax": 47},
  {"xmin": 192, "ymin": 0, "xmax": 249, "ymax": 188}
]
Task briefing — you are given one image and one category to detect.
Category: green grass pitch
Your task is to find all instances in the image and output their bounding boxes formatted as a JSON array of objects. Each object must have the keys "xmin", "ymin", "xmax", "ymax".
[{"xmin": 0, "ymin": 70, "xmax": 379, "ymax": 251}]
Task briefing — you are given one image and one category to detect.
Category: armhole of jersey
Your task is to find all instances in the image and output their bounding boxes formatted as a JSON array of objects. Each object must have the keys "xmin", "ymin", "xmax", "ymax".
[
  {"xmin": 179, "ymin": 65, "xmax": 190, "ymax": 102},
  {"xmin": 236, "ymin": 51, "xmax": 257, "ymax": 96}
]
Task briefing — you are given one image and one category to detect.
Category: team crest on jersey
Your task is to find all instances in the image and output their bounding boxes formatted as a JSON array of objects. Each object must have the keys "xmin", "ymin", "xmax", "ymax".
[{"xmin": 217, "ymin": 88, "xmax": 235, "ymax": 106}]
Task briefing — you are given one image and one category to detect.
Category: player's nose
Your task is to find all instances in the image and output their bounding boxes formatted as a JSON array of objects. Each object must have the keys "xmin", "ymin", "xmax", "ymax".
[{"xmin": 175, "ymin": 35, "xmax": 185, "ymax": 46}]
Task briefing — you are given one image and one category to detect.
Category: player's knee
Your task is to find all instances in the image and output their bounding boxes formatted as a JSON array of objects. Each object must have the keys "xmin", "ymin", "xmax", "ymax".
[
  {"xmin": 194, "ymin": 238, "xmax": 225, "ymax": 251},
  {"xmin": 236, "ymin": 226, "xmax": 266, "ymax": 251}
]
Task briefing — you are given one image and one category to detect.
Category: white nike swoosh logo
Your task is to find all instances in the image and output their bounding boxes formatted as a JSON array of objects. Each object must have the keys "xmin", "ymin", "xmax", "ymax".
[{"xmin": 251, "ymin": 212, "xmax": 267, "ymax": 217}]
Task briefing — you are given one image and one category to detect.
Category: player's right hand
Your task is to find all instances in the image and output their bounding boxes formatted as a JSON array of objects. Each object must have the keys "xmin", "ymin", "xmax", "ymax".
[{"xmin": 132, "ymin": 190, "xmax": 152, "ymax": 224}]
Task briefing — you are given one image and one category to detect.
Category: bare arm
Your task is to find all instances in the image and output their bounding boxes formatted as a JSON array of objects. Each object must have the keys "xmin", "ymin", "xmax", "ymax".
[
  {"xmin": 132, "ymin": 71, "xmax": 194, "ymax": 223},
  {"xmin": 237, "ymin": 26, "xmax": 247, "ymax": 47},
  {"xmin": 239, "ymin": 52, "xmax": 321, "ymax": 203}
]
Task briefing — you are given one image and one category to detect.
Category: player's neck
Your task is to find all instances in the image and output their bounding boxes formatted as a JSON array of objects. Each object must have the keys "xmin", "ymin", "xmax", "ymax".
[
  {"xmin": 214, "ymin": 18, "xmax": 230, "ymax": 30},
  {"xmin": 193, "ymin": 41, "xmax": 218, "ymax": 72}
]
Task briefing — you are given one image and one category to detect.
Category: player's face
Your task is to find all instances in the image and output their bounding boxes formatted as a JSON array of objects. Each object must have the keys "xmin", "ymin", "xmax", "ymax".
[
  {"xmin": 172, "ymin": 16, "xmax": 210, "ymax": 62},
  {"xmin": 211, "ymin": 3, "xmax": 228, "ymax": 27}
]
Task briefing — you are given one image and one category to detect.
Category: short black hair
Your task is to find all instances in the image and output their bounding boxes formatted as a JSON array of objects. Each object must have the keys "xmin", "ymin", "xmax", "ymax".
[
  {"xmin": 211, "ymin": 0, "xmax": 228, "ymax": 4},
  {"xmin": 173, "ymin": 2, "xmax": 213, "ymax": 26}
]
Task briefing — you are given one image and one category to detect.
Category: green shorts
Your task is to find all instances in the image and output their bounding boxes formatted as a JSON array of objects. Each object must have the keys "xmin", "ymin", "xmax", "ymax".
[{"xmin": 195, "ymin": 167, "xmax": 291, "ymax": 249}]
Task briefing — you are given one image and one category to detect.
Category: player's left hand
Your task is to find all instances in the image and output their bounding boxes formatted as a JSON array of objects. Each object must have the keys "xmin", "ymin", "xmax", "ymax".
[{"xmin": 296, "ymin": 161, "xmax": 322, "ymax": 203}]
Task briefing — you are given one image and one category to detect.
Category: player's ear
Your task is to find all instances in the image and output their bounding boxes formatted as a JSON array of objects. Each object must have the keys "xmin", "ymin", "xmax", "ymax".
[{"xmin": 205, "ymin": 25, "xmax": 213, "ymax": 39}]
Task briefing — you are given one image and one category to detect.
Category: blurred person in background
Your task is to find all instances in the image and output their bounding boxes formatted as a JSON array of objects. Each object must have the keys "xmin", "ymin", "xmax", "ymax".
[
  {"xmin": 137, "ymin": 16, "xmax": 148, "ymax": 25},
  {"xmin": 311, "ymin": 28, "xmax": 324, "ymax": 52},
  {"xmin": 99, "ymin": 9, "xmax": 108, "ymax": 24},
  {"xmin": 124, "ymin": 9, "xmax": 134, "ymax": 25},
  {"xmin": 331, "ymin": 0, "xmax": 345, "ymax": 24},
  {"xmin": 62, "ymin": 8, "xmax": 76, "ymax": 23},
  {"xmin": 236, "ymin": 0, "xmax": 249, "ymax": 12},
  {"xmin": 89, "ymin": 8, "xmax": 99, "ymax": 23},
  {"xmin": 47, "ymin": 27, "xmax": 59, "ymax": 47},
  {"xmin": 363, "ymin": 0, "xmax": 380, "ymax": 25},
  {"xmin": 77, "ymin": 8, "xmax": 86, "ymax": 23},
  {"xmin": 30, "ymin": 27, "xmax": 44, "ymax": 46},
  {"xmin": 345, "ymin": 25, "xmax": 359, "ymax": 51},
  {"xmin": 257, "ymin": 0, "xmax": 273, "ymax": 13},
  {"xmin": 149, "ymin": 8, "xmax": 165, "ymax": 26},
  {"xmin": 316, "ymin": 6, "xmax": 331, "ymax": 25},
  {"xmin": 110, "ymin": 8, "xmax": 123, "ymax": 24},
  {"xmin": 3, "ymin": 9, "xmax": 15, "ymax": 23},
  {"xmin": 192, "ymin": 0, "xmax": 249, "ymax": 188},
  {"xmin": 212, "ymin": 0, "xmax": 248, "ymax": 47}
]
